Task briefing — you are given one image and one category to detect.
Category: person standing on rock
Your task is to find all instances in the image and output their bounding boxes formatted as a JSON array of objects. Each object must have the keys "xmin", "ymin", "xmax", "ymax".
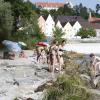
[{"xmin": 90, "ymin": 53, "xmax": 100, "ymax": 87}]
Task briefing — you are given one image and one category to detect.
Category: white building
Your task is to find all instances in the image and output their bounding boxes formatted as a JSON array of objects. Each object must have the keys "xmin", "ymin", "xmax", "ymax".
[
  {"xmin": 45, "ymin": 14, "xmax": 55, "ymax": 36},
  {"xmin": 62, "ymin": 22, "xmax": 74, "ymax": 39},
  {"xmin": 38, "ymin": 14, "xmax": 100, "ymax": 39},
  {"xmin": 56, "ymin": 20, "xmax": 62, "ymax": 29},
  {"xmin": 73, "ymin": 21, "xmax": 82, "ymax": 36}
]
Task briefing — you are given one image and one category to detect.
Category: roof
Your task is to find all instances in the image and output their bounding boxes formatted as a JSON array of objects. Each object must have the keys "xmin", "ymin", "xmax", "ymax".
[
  {"xmin": 79, "ymin": 21, "xmax": 100, "ymax": 29},
  {"xmin": 35, "ymin": 2, "xmax": 64, "ymax": 8},
  {"xmin": 55, "ymin": 15, "xmax": 100, "ymax": 29},
  {"xmin": 55, "ymin": 16, "xmax": 85, "ymax": 26},
  {"xmin": 55, "ymin": 16, "xmax": 85, "ymax": 23},
  {"xmin": 88, "ymin": 17, "xmax": 100, "ymax": 23}
]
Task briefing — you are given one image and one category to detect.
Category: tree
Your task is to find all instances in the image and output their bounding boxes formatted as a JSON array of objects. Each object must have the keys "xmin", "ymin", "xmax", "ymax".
[
  {"xmin": 4, "ymin": 0, "xmax": 46, "ymax": 49},
  {"xmin": 10, "ymin": 12, "xmax": 46, "ymax": 49},
  {"xmin": 53, "ymin": 26, "xmax": 65, "ymax": 43},
  {"xmin": 4, "ymin": 0, "xmax": 34, "ymax": 32},
  {"xmin": 87, "ymin": 27, "xmax": 96, "ymax": 37},
  {"xmin": 74, "ymin": 3, "xmax": 89, "ymax": 19},
  {"xmin": 96, "ymin": 4, "xmax": 100, "ymax": 14},
  {"xmin": 0, "ymin": 0, "xmax": 13, "ymax": 41},
  {"xmin": 76, "ymin": 28, "xmax": 96, "ymax": 39}
]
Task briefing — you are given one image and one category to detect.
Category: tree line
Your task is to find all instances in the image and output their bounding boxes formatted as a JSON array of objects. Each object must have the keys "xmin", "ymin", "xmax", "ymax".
[{"xmin": 34, "ymin": 3, "xmax": 100, "ymax": 19}]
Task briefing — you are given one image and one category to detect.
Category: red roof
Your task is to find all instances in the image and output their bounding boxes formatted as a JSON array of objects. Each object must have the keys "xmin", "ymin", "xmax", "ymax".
[
  {"xmin": 88, "ymin": 17, "xmax": 100, "ymax": 23},
  {"xmin": 35, "ymin": 2, "xmax": 64, "ymax": 8}
]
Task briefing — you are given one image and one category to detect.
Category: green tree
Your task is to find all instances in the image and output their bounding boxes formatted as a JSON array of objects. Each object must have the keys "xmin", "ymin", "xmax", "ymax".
[
  {"xmin": 74, "ymin": 3, "xmax": 89, "ymax": 19},
  {"xmin": 4, "ymin": 0, "xmax": 46, "ymax": 49},
  {"xmin": 87, "ymin": 27, "xmax": 96, "ymax": 37},
  {"xmin": 0, "ymin": 0, "xmax": 13, "ymax": 41},
  {"xmin": 76, "ymin": 28, "xmax": 96, "ymax": 39},
  {"xmin": 53, "ymin": 26, "xmax": 65, "ymax": 43},
  {"xmin": 10, "ymin": 12, "xmax": 46, "ymax": 49},
  {"xmin": 96, "ymin": 4, "xmax": 100, "ymax": 14}
]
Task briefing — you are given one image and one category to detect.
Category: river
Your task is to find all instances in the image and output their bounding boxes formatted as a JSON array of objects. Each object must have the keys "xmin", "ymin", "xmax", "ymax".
[{"xmin": 64, "ymin": 43, "xmax": 100, "ymax": 54}]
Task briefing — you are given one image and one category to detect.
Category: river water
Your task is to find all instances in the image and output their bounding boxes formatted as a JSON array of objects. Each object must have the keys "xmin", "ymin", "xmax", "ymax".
[{"xmin": 64, "ymin": 43, "xmax": 100, "ymax": 54}]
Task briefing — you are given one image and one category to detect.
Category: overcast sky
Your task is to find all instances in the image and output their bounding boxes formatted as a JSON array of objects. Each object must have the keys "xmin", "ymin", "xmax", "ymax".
[{"xmin": 30, "ymin": 0, "xmax": 100, "ymax": 10}]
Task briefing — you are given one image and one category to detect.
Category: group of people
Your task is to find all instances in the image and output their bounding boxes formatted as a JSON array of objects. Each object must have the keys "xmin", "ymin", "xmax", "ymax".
[
  {"xmin": 36, "ymin": 40, "xmax": 66, "ymax": 73},
  {"xmin": 3, "ymin": 50, "xmax": 27, "ymax": 60}
]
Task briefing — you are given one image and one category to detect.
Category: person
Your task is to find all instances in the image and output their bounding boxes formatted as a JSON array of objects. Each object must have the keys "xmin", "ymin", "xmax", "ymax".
[
  {"xmin": 19, "ymin": 51, "xmax": 27, "ymax": 58},
  {"xmin": 90, "ymin": 53, "xmax": 100, "ymax": 76},
  {"xmin": 36, "ymin": 47, "xmax": 42, "ymax": 62},
  {"xmin": 58, "ymin": 40, "xmax": 66, "ymax": 72},
  {"xmin": 39, "ymin": 49, "xmax": 47, "ymax": 64},
  {"xmin": 48, "ymin": 40, "xmax": 59, "ymax": 72},
  {"xmin": 8, "ymin": 52, "xmax": 15, "ymax": 60},
  {"xmin": 90, "ymin": 53, "xmax": 100, "ymax": 87}
]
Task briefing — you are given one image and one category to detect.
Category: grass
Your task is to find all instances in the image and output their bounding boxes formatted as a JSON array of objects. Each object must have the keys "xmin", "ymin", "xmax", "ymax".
[
  {"xmin": 43, "ymin": 75, "xmax": 92, "ymax": 100},
  {"xmin": 43, "ymin": 52, "xmax": 93, "ymax": 100}
]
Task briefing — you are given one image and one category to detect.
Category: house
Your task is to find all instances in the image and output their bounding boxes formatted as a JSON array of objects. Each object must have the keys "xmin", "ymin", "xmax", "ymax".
[
  {"xmin": 38, "ymin": 14, "xmax": 100, "ymax": 39},
  {"xmin": 56, "ymin": 15, "xmax": 100, "ymax": 38},
  {"xmin": 88, "ymin": 12, "xmax": 100, "ymax": 23},
  {"xmin": 88, "ymin": 12, "xmax": 100, "ymax": 37},
  {"xmin": 35, "ymin": 2, "xmax": 64, "ymax": 10},
  {"xmin": 56, "ymin": 20, "xmax": 62, "ymax": 29},
  {"xmin": 45, "ymin": 14, "xmax": 55, "ymax": 36},
  {"xmin": 38, "ymin": 16, "xmax": 46, "ymax": 33},
  {"xmin": 73, "ymin": 21, "xmax": 82, "ymax": 35},
  {"xmin": 55, "ymin": 16, "xmax": 84, "ymax": 38},
  {"xmin": 62, "ymin": 22, "xmax": 73, "ymax": 39}
]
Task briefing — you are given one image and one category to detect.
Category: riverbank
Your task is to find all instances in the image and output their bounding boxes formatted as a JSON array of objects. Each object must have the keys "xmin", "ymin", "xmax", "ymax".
[{"xmin": 0, "ymin": 50, "xmax": 100, "ymax": 100}]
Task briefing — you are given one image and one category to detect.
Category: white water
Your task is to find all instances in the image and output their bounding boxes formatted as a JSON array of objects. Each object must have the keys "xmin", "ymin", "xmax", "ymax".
[{"xmin": 64, "ymin": 43, "xmax": 100, "ymax": 54}]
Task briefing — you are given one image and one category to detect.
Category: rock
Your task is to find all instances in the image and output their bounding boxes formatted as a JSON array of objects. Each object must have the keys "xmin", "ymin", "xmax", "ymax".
[
  {"xmin": 26, "ymin": 98, "xmax": 34, "ymax": 100},
  {"xmin": 34, "ymin": 80, "xmax": 54, "ymax": 92},
  {"xmin": 80, "ymin": 74, "xmax": 92, "ymax": 88},
  {"xmin": 13, "ymin": 79, "xmax": 19, "ymax": 86}
]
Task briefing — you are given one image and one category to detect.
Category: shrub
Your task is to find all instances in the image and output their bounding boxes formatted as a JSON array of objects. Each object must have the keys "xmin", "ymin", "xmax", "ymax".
[
  {"xmin": 43, "ymin": 75, "xmax": 92, "ymax": 100},
  {"xmin": 76, "ymin": 28, "xmax": 96, "ymax": 39}
]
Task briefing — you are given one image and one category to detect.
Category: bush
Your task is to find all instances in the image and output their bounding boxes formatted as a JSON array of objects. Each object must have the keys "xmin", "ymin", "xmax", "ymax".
[
  {"xmin": 43, "ymin": 75, "xmax": 92, "ymax": 100},
  {"xmin": 76, "ymin": 28, "xmax": 96, "ymax": 39}
]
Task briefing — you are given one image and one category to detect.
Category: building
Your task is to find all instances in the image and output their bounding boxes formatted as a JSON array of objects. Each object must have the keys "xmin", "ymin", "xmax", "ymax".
[
  {"xmin": 38, "ymin": 16, "xmax": 46, "ymax": 33},
  {"xmin": 88, "ymin": 12, "xmax": 100, "ymax": 23},
  {"xmin": 35, "ymin": 2, "xmax": 64, "ymax": 10},
  {"xmin": 56, "ymin": 20, "xmax": 62, "ymax": 29},
  {"xmin": 38, "ymin": 14, "xmax": 100, "ymax": 39},
  {"xmin": 62, "ymin": 22, "xmax": 73, "ymax": 39},
  {"xmin": 45, "ymin": 14, "xmax": 55, "ymax": 36}
]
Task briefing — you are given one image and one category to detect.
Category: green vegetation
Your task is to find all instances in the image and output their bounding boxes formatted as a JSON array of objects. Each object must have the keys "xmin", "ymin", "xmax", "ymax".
[
  {"xmin": 0, "ymin": 0, "xmax": 46, "ymax": 49},
  {"xmin": 43, "ymin": 75, "xmax": 92, "ymax": 100},
  {"xmin": 76, "ymin": 28, "xmax": 96, "ymax": 38},
  {"xmin": 0, "ymin": 0, "xmax": 13, "ymax": 41},
  {"xmin": 43, "ymin": 52, "xmax": 93, "ymax": 100},
  {"xmin": 53, "ymin": 26, "xmax": 65, "ymax": 43}
]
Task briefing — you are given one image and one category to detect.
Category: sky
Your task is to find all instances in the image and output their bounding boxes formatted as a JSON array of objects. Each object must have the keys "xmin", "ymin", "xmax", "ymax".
[{"xmin": 30, "ymin": 0, "xmax": 100, "ymax": 10}]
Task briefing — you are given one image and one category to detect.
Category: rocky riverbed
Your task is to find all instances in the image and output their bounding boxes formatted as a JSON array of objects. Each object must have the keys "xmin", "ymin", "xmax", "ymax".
[
  {"xmin": 0, "ymin": 51, "xmax": 58, "ymax": 100},
  {"xmin": 0, "ymin": 51, "xmax": 100, "ymax": 100}
]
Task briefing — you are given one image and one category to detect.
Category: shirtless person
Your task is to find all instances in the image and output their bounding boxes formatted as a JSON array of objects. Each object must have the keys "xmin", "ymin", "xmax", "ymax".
[{"xmin": 90, "ymin": 53, "xmax": 100, "ymax": 87}]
